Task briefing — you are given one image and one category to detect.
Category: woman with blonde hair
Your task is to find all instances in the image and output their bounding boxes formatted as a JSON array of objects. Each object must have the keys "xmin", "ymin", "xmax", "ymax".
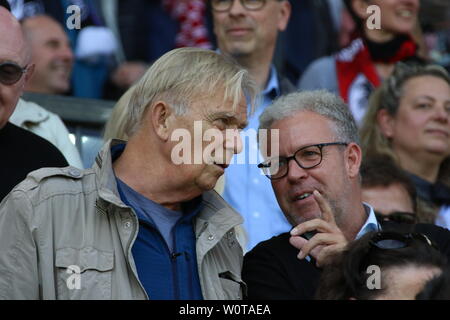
[{"xmin": 360, "ymin": 62, "xmax": 450, "ymax": 226}]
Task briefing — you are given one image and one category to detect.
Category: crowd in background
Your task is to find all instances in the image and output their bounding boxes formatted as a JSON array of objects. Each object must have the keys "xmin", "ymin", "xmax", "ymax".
[{"xmin": 1, "ymin": 0, "xmax": 450, "ymax": 300}]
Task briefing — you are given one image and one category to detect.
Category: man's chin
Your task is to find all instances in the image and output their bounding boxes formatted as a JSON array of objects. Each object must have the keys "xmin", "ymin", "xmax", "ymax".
[{"xmin": 287, "ymin": 210, "xmax": 321, "ymax": 227}]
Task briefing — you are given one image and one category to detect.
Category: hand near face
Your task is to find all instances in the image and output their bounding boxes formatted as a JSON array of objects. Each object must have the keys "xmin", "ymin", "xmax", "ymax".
[{"xmin": 289, "ymin": 190, "xmax": 348, "ymax": 268}]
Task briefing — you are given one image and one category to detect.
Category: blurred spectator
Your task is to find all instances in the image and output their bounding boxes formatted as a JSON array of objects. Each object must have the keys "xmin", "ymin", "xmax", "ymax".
[
  {"xmin": 212, "ymin": 0, "xmax": 294, "ymax": 251},
  {"xmin": 8, "ymin": 0, "xmax": 120, "ymax": 98},
  {"xmin": 299, "ymin": 0, "xmax": 422, "ymax": 126},
  {"xmin": 361, "ymin": 155, "xmax": 417, "ymax": 225},
  {"xmin": 21, "ymin": 14, "xmax": 73, "ymax": 95},
  {"xmin": 420, "ymin": 0, "xmax": 450, "ymax": 72},
  {"xmin": 7, "ymin": 1, "xmax": 216, "ymax": 100},
  {"xmin": 360, "ymin": 62, "xmax": 450, "ymax": 226},
  {"xmin": 7, "ymin": 14, "xmax": 83, "ymax": 168},
  {"xmin": 0, "ymin": 6, "xmax": 68, "ymax": 200},
  {"xmin": 316, "ymin": 231, "xmax": 448, "ymax": 300}
]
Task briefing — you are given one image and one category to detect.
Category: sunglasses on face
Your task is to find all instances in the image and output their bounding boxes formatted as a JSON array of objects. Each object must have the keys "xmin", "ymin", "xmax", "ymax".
[
  {"xmin": 0, "ymin": 62, "xmax": 29, "ymax": 86},
  {"xmin": 375, "ymin": 211, "xmax": 417, "ymax": 225}
]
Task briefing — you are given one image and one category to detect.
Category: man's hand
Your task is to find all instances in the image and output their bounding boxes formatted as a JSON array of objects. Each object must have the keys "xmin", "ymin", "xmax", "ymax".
[{"xmin": 289, "ymin": 190, "xmax": 348, "ymax": 268}]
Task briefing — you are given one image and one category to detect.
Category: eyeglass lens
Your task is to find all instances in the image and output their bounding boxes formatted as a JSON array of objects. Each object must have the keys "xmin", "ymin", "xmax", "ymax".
[
  {"xmin": 212, "ymin": 0, "xmax": 265, "ymax": 11},
  {"xmin": 261, "ymin": 145, "xmax": 323, "ymax": 179},
  {"xmin": 0, "ymin": 63, "xmax": 24, "ymax": 85}
]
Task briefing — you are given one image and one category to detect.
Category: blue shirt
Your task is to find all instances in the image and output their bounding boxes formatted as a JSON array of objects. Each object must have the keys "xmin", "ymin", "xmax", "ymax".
[
  {"xmin": 356, "ymin": 203, "xmax": 381, "ymax": 239},
  {"xmin": 112, "ymin": 144, "xmax": 203, "ymax": 300},
  {"xmin": 223, "ymin": 66, "xmax": 292, "ymax": 251}
]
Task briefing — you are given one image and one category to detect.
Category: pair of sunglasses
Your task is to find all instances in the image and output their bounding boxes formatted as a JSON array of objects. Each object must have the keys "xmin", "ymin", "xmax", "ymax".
[
  {"xmin": 0, "ymin": 62, "xmax": 29, "ymax": 85},
  {"xmin": 369, "ymin": 231, "xmax": 437, "ymax": 250},
  {"xmin": 375, "ymin": 211, "xmax": 417, "ymax": 225}
]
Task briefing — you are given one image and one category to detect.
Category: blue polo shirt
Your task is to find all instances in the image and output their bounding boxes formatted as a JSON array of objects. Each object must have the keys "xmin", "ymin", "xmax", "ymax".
[{"xmin": 112, "ymin": 144, "xmax": 203, "ymax": 300}]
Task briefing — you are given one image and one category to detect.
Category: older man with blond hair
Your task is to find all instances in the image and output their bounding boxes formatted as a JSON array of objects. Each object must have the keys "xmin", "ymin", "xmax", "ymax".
[{"xmin": 0, "ymin": 47, "xmax": 256, "ymax": 300}]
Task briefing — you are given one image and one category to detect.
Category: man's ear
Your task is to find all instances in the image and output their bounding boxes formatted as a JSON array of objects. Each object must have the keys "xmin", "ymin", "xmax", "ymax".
[
  {"xmin": 346, "ymin": 142, "xmax": 363, "ymax": 179},
  {"xmin": 149, "ymin": 101, "xmax": 173, "ymax": 141},
  {"xmin": 351, "ymin": 0, "xmax": 369, "ymax": 20},
  {"xmin": 376, "ymin": 108, "xmax": 395, "ymax": 138},
  {"xmin": 277, "ymin": 0, "xmax": 291, "ymax": 32},
  {"xmin": 23, "ymin": 63, "xmax": 34, "ymax": 84}
]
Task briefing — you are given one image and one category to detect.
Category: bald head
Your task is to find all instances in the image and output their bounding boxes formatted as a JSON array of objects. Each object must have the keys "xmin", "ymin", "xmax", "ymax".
[
  {"xmin": 21, "ymin": 14, "xmax": 73, "ymax": 94},
  {"xmin": 0, "ymin": 7, "xmax": 29, "ymax": 65},
  {"xmin": 0, "ymin": 7, "xmax": 32, "ymax": 129}
]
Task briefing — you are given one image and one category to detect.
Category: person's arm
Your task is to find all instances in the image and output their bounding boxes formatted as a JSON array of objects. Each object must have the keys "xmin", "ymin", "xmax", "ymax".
[{"xmin": 0, "ymin": 190, "xmax": 40, "ymax": 299}]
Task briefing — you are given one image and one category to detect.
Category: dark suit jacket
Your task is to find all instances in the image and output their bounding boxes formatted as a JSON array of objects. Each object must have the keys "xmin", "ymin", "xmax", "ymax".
[{"xmin": 0, "ymin": 122, "xmax": 68, "ymax": 201}]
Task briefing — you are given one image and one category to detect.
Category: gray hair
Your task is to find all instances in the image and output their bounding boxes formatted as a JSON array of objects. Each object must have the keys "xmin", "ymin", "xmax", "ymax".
[
  {"xmin": 259, "ymin": 90, "xmax": 359, "ymax": 144},
  {"xmin": 125, "ymin": 47, "xmax": 257, "ymax": 136},
  {"xmin": 381, "ymin": 62, "xmax": 450, "ymax": 116}
]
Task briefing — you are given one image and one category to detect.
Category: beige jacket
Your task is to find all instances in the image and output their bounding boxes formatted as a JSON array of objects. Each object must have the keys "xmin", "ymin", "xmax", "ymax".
[{"xmin": 0, "ymin": 140, "xmax": 245, "ymax": 300}]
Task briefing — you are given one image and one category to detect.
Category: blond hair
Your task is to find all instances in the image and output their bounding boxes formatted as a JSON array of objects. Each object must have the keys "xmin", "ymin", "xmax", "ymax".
[
  {"xmin": 125, "ymin": 48, "xmax": 257, "ymax": 137},
  {"xmin": 103, "ymin": 85, "xmax": 136, "ymax": 142},
  {"xmin": 360, "ymin": 62, "xmax": 450, "ymax": 223}
]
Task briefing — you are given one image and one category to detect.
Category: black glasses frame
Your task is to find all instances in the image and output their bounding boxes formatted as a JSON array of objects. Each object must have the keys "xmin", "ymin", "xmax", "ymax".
[
  {"xmin": 211, "ymin": 0, "xmax": 280, "ymax": 12},
  {"xmin": 257, "ymin": 142, "xmax": 348, "ymax": 180},
  {"xmin": 0, "ymin": 62, "xmax": 29, "ymax": 86}
]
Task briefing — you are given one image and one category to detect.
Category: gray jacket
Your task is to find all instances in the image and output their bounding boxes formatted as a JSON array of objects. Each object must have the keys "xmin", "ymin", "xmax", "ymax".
[{"xmin": 0, "ymin": 140, "xmax": 245, "ymax": 300}]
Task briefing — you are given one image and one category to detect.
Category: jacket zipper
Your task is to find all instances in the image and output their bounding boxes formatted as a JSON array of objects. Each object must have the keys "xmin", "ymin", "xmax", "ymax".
[{"xmin": 124, "ymin": 210, "xmax": 149, "ymax": 299}]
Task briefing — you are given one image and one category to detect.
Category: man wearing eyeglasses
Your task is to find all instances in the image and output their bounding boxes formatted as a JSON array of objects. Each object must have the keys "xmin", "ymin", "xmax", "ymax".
[
  {"xmin": 242, "ymin": 90, "xmax": 450, "ymax": 299},
  {"xmin": 0, "ymin": 6, "xmax": 68, "ymax": 201},
  {"xmin": 211, "ymin": 0, "xmax": 296, "ymax": 251}
]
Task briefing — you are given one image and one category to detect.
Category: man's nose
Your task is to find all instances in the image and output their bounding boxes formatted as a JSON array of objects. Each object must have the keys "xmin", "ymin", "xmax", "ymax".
[
  {"xmin": 229, "ymin": 0, "xmax": 247, "ymax": 16},
  {"xmin": 59, "ymin": 43, "xmax": 74, "ymax": 63},
  {"xmin": 286, "ymin": 158, "xmax": 308, "ymax": 183},
  {"xmin": 433, "ymin": 104, "xmax": 450, "ymax": 123},
  {"xmin": 225, "ymin": 129, "xmax": 243, "ymax": 154}
]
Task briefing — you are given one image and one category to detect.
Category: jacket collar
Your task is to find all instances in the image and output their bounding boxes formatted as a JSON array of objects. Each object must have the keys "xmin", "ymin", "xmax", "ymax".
[
  {"xmin": 10, "ymin": 98, "xmax": 50, "ymax": 126},
  {"xmin": 93, "ymin": 139, "xmax": 130, "ymax": 210},
  {"xmin": 93, "ymin": 139, "xmax": 243, "ymax": 229}
]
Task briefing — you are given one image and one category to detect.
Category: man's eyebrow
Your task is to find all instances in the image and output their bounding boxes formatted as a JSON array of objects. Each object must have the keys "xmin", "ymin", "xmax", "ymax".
[{"xmin": 212, "ymin": 111, "xmax": 248, "ymax": 128}]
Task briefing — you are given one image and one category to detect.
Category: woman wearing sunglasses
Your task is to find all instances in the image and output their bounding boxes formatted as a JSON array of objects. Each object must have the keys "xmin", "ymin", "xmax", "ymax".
[{"xmin": 316, "ymin": 231, "xmax": 448, "ymax": 300}]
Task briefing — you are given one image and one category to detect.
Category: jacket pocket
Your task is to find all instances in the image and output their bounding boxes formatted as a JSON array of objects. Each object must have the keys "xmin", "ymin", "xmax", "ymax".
[
  {"xmin": 55, "ymin": 247, "xmax": 114, "ymax": 300},
  {"xmin": 219, "ymin": 271, "xmax": 247, "ymax": 300}
]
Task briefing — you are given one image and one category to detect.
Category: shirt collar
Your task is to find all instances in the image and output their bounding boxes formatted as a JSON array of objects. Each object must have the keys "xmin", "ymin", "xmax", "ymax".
[
  {"xmin": 356, "ymin": 203, "xmax": 381, "ymax": 240},
  {"xmin": 261, "ymin": 65, "xmax": 280, "ymax": 99}
]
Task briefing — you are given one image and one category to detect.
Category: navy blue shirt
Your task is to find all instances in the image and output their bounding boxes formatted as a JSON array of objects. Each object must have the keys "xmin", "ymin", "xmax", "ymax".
[{"xmin": 112, "ymin": 144, "xmax": 203, "ymax": 300}]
